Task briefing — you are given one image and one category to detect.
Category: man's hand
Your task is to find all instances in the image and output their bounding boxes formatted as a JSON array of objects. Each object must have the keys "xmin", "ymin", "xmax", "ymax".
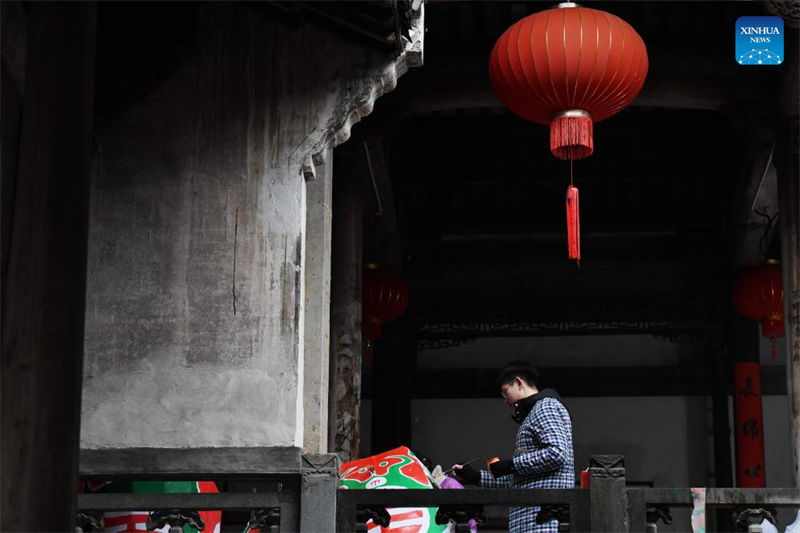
[
  {"xmin": 451, "ymin": 463, "xmax": 481, "ymax": 486},
  {"xmin": 489, "ymin": 459, "xmax": 515, "ymax": 478}
]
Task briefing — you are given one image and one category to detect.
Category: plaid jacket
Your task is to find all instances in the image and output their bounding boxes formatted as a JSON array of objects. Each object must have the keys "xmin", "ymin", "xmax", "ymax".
[{"xmin": 480, "ymin": 396, "xmax": 575, "ymax": 533}]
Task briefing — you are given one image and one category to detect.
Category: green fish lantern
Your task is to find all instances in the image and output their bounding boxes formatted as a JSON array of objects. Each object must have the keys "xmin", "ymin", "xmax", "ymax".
[{"xmin": 340, "ymin": 446, "xmax": 448, "ymax": 533}]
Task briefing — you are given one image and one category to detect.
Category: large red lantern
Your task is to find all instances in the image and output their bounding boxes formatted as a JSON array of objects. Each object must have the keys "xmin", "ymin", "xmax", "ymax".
[
  {"xmin": 488, "ymin": 2, "xmax": 648, "ymax": 262},
  {"xmin": 732, "ymin": 259, "xmax": 785, "ymax": 361},
  {"xmin": 362, "ymin": 264, "xmax": 409, "ymax": 357}
]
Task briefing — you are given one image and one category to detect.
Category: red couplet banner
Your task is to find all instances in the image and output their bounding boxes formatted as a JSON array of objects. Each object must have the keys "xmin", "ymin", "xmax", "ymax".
[{"xmin": 733, "ymin": 362, "xmax": 766, "ymax": 487}]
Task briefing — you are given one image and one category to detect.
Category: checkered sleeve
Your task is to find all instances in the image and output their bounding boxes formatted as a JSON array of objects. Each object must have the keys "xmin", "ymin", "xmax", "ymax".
[
  {"xmin": 480, "ymin": 469, "xmax": 512, "ymax": 489},
  {"xmin": 512, "ymin": 398, "xmax": 570, "ymax": 477}
]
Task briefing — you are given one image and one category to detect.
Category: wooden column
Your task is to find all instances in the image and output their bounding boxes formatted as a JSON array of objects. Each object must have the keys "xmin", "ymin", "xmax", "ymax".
[
  {"xmin": 776, "ymin": 114, "xmax": 800, "ymax": 488},
  {"xmin": 1, "ymin": 60, "xmax": 24, "ymax": 300},
  {"xmin": 328, "ymin": 149, "xmax": 364, "ymax": 461},
  {"xmin": 773, "ymin": 21, "xmax": 800, "ymax": 488},
  {"xmin": 712, "ymin": 345, "xmax": 734, "ymax": 487},
  {"xmin": 727, "ymin": 311, "xmax": 766, "ymax": 488},
  {"xmin": 371, "ymin": 313, "xmax": 413, "ymax": 454},
  {"xmin": 710, "ymin": 346, "xmax": 734, "ymax": 532},
  {"xmin": 0, "ymin": 3, "xmax": 96, "ymax": 531}
]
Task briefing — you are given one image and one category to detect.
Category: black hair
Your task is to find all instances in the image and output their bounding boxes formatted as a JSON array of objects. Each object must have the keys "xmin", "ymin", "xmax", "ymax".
[{"xmin": 497, "ymin": 360, "xmax": 540, "ymax": 389}]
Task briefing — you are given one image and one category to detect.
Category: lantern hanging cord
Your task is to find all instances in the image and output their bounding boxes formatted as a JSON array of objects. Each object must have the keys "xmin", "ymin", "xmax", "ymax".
[
  {"xmin": 754, "ymin": 208, "xmax": 779, "ymax": 261},
  {"xmin": 363, "ymin": 141, "xmax": 383, "ymax": 216},
  {"xmin": 570, "ymin": 159, "xmax": 573, "ymax": 185},
  {"xmin": 363, "ymin": 141, "xmax": 383, "ymax": 265}
]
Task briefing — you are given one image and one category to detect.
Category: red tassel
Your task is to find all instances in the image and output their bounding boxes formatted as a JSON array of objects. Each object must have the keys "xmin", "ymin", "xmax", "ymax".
[
  {"xmin": 566, "ymin": 185, "xmax": 580, "ymax": 265},
  {"xmin": 551, "ymin": 113, "xmax": 594, "ymax": 160},
  {"xmin": 771, "ymin": 337, "xmax": 776, "ymax": 362}
]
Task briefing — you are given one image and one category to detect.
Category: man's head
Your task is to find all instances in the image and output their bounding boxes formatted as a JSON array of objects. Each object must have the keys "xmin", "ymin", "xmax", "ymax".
[{"xmin": 497, "ymin": 360, "xmax": 539, "ymax": 406}]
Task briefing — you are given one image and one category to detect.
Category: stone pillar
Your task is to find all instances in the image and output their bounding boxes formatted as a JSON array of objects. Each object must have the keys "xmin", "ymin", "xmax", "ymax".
[
  {"xmin": 0, "ymin": 3, "xmax": 96, "ymax": 530},
  {"xmin": 304, "ymin": 148, "xmax": 334, "ymax": 453},
  {"xmin": 589, "ymin": 455, "xmax": 628, "ymax": 533},
  {"xmin": 300, "ymin": 453, "xmax": 339, "ymax": 532},
  {"xmin": 328, "ymin": 149, "xmax": 364, "ymax": 460}
]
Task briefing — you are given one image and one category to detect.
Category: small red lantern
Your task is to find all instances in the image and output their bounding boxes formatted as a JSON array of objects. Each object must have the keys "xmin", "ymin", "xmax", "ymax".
[
  {"xmin": 362, "ymin": 264, "xmax": 409, "ymax": 358},
  {"xmin": 488, "ymin": 2, "xmax": 648, "ymax": 262},
  {"xmin": 732, "ymin": 259, "xmax": 785, "ymax": 361}
]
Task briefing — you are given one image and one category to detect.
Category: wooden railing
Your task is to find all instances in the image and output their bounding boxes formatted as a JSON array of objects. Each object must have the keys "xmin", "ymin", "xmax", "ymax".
[{"xmin": 77, "ymin": 451, "xmax": 799, "ymax": 532}]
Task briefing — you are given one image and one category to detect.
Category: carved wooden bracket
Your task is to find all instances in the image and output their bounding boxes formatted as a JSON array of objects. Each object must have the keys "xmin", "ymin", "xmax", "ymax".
[
  {"xmin": 732, "ymin": 507, "xmax": 778, "ymax": 532},
  {"xmin": 294, "ymin": 5, "xmax": 424, "ymax": 180},
  {"xmin": 764, "ymin": 0, "xmax": 800, "ymax": 28},
  {"xmin": 301, "ymin": 453, "xmax": 339, "ymax": 477},
  {"xmin": 589, "ymin": 454, "xmax": 626, "ymax": 478},
  {"xmin": 146, "ymin": 510, "xmax": 205, "ymax": 533},
  {"xmin": 75, "ymin": 510, "xmax": 103, "ymax": 533}
]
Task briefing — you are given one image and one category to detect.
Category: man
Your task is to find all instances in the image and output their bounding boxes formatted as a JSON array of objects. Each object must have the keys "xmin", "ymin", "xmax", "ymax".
[{"xmin": 453, "ymin": 360, "xmax": 574, "ymax": 533}]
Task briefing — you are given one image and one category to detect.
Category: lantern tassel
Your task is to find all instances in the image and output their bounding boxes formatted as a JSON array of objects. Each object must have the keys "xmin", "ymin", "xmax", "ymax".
[
  {"xmin": 566, "ymin": 184, "xmax": 580, "ymax": 265},
  {"xmin": 551, "ymin": 112, "xmax": 594, "ymax": 160},
  {"xmin": 771, "ymin": 337, "xmax": 776, "ymax": 362}
]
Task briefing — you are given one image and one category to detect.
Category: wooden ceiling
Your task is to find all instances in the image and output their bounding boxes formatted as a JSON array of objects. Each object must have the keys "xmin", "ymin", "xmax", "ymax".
[{"xmin": 355, "ymin": 1, "xmax": 785, "ymax": 329}]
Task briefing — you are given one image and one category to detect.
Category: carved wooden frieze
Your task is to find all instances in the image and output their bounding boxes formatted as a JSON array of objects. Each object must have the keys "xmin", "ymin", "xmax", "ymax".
[{"xmin": 764, "ymin": 0, "xmax": 800, "ymax": 28}]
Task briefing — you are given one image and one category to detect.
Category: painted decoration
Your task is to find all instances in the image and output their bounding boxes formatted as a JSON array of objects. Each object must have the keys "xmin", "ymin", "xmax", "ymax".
[{"xmin": 340, "ymin": 446, "xmax": 447, "ymax": 533}]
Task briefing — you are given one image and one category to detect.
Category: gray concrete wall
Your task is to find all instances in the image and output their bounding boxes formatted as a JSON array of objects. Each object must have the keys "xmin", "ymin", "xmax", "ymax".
[{"xmin": 81, "ymin": 3, "xmax": 421, "ymax": 449}]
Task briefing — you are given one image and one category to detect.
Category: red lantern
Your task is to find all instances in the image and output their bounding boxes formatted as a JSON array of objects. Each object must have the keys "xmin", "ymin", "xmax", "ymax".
[
  {"xmin": 362, "ymin": 264, "xmax": 409, "ymax": 358},
  {"xmin": 732, "ymin": 259, "xmax": 785, "ymax": 361},
  {"xmin": 488, "ymin": 3, "xmax": 649, "ymax": 262}
]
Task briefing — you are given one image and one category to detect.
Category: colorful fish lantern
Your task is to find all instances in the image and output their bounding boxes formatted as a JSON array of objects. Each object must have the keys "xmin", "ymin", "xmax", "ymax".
[{"xmin": 340, "ymin": 446, "xmax": 447, "ymax": 533}]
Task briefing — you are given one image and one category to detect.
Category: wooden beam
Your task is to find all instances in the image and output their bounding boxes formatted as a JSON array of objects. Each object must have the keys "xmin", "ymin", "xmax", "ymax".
[
  {"xmin": 415, "ymin": 298, "xmax": 724, "ymax": 330},
  {"xmin": 360, "ymin": 365, "xmax": 788, "ymax": 399},
  {"xmin": 0, "ymin": 3, "xmax": 96, "ymax": 531},
  {"xmin": 78, "ymin": 491, "xmax": 295, "ymax": 511},
  {"xmin": 79, "ymin": 447, "xmax": 303, "ymax": 480},
  {"xmin": 407, "ymin": 50, "xmax": 769, "ymax": 114},
  {"xmin": 425, "ymin": 0, "xmax": 724, "ymax": 3}
]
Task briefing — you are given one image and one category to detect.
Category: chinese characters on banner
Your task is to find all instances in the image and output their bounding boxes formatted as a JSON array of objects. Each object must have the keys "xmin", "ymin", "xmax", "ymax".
[{"xmin": 733, "ymin": 362, "xmax": 766, "ymax": 487}]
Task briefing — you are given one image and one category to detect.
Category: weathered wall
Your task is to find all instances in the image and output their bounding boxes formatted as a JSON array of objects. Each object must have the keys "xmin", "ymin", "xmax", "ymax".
[{"xmin": 81, "ymin": 3, "xmax": 420, "ymax": 449}]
